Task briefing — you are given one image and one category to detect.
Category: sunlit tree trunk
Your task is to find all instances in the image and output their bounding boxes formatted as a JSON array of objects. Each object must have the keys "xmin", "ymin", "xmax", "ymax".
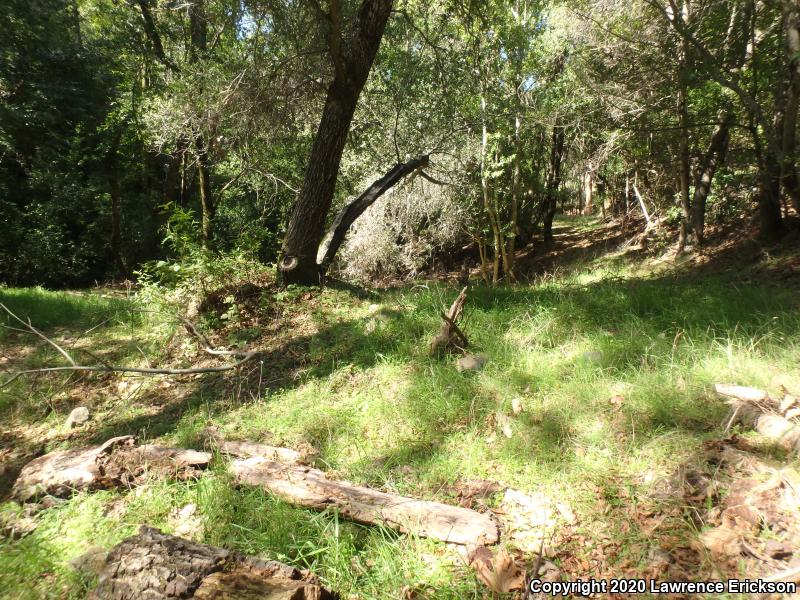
[
  {"xmin": 676, "ymin": 0, "xmax": 692, "ymax": 254},
  {"xmin": 190, "ymin": 0, "xmax": 213, "ymax": 247},
  {"xmin": 279, "ymin": 0, "xmax": 394, "ymax": 285}
]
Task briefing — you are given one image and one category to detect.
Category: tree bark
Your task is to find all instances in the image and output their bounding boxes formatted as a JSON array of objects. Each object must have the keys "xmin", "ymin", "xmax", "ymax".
[
  {"xmin": 676, "ymin": 0, "xmax": 692, "ymax": 254},
  {"xmin": 89, "ymin": 526, "xmax": 336, "ymax": 600},
  {"xmin": 11, "ymin": 436, "xmax": 210, "ymax": 502},
  {"xmin": 279, "ymin": 0, "xmax": 394, "ymax": 286},
  {"xmin": 135, "ymin": 0, "xmax": 179, "ymax": 73},
  {"xmin": 106, "ymin": 133, "xmax": 126, "ymax": 276},
  {"xmin": 780, "ymin": 0, "xmax": 800, "ymax": 212},
  {"xmin": 190, "ymin": 1, "xmax": 214, "ymax": 247},
  {"xmin": 692, "ymin": 111, "xmax": 732, "ymax": 246},
  {"xmin": 196, "ymin": 137, "xmax": 213, "ymax": 246},
  {"xmin": 316, "ymin": 154, "xmax": 428, "ymax": 273},
  {"xmin": 230, "ymin": 456, "xmax": 499, "ymax": 546},
  {"xmin": 543, "ymin": 126, "xmax": 565, "ymax": 245}
]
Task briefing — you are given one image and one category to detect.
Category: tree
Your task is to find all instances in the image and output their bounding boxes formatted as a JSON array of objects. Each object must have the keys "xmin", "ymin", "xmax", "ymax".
[{"xmin": 278, "ymin": 0, "xmax": 394, "ymax": 285}]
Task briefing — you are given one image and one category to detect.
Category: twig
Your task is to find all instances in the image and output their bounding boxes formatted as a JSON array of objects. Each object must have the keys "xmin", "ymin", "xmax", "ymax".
[
  {"xmin": 1, "ymin": 303, "xmax": 76, "ymax": 365},
  {"xmin": 0, "ymin": 307, "xmax": 260, "ymax": 385}
]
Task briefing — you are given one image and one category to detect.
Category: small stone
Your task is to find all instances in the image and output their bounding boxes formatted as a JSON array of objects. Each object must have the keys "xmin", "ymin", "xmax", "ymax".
[
  {"xmin": 66, "ymin": 406, "xmax": 90, "ymax": 428},
  {"xmin": 511, "ymin": 398, "xmax": 524, "ymax": 415},
  {"xmin": 456, "ymin": 354, "xmax": 488, "ymax": 372},
  {"xmin": 69, "ymin": 546, "xmax": 108, "ymax": 576},
  {"xmin": 581, "ymin": 351, "xmax": 603, "ymax": 364}
]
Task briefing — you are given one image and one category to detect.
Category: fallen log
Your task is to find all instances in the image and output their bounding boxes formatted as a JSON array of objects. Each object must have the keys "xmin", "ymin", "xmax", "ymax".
[
  {"xmin": 89, "ymin": 526, "xmax": 336, "ymax": 600},
  {"xmin": 230, "ymin": 456, "xmax": 499, "ymax": 546},
  {"xmin": 11, "ymin": 436, "xmax": 210, "ymax": 502},
  {"xmin": 203, "ymin": 427, "xmax": 312, "ymax": 465},
  {"xmin": 717, "ymin": 389, "xmax": 800, "ymax": 452},
  {"xmin": 714, "ymin": 384, "xmax": 775, "ymax": 406}
]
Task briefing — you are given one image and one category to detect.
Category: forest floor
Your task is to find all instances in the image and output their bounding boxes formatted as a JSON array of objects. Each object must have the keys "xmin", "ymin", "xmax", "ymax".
[{"xmin": 1, "ymin": 216, "xmax": 800, "ymax": 599}]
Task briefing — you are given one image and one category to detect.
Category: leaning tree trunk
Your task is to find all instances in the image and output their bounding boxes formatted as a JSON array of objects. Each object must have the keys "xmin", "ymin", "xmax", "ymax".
[
  {"xmin": 693, "ymin": 111, "xmax": 732, "ymax": 246},
  {"xmin": 317, "ymin": 154, "xmax": 428, "ymax": 273},
  {"xmin": 279, "ymin": 0, "xmax": 394, "ymax": 286}
]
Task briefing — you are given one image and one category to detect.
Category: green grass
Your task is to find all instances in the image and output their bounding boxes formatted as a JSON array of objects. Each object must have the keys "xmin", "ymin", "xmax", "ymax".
[{"xmin": 1, "ymin": 247, "xmax": 799, "ymax": 598}]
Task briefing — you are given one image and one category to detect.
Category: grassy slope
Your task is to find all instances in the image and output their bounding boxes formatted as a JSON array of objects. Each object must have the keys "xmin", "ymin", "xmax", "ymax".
[{"xmin": 1, "ymin": 222, "xmax": 799, "ymax": 599}]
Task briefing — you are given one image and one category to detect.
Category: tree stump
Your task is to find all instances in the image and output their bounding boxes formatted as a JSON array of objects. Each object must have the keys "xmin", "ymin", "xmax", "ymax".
[
  {"xmin": 89, "ymin": 526, "xmax": 336, "ymax": 599},
  {"xmin": 11, "ymin": 436, "xmax": 211, "ymax": 502}
]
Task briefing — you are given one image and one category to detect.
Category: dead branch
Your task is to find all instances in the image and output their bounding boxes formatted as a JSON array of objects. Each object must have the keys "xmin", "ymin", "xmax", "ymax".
[
  {"xmin": 1, "ymin": 303, "xmax": 75, "ymax": 365},
  {"xmin": 0, "ymin": 304, "xmax": 259, "ymax": 383},
  {"xmin": 429, "ymin": 286, "xmax": 469, "ymax": 357}
]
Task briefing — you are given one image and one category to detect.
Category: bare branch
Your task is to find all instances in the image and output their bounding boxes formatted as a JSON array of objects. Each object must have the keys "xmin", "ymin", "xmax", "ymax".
[
  {"xmin": 1, "ymin": 303, "xmax": 76, "ymax": 366},
  {"xmin": 0, "ymin": 307, "xmax": 260, "ymax": 386}
]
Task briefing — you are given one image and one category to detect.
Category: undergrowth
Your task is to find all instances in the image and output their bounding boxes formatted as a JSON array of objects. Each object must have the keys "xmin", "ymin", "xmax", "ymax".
[{"xmin": 1, "ymin": 228, "xmax": 799, "ymax": 599}]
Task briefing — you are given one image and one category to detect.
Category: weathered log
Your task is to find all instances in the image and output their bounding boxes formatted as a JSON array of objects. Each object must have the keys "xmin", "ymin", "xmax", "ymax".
[
  {"xmin": 219, "ymin": 441, "xmax": 309, "ymax": 465},
  {"xmin": 89, "ymin": 526, "xmax": 336, "ymax": 600},
  {"xmin": 429, "ymin": 286, "xmax": 469, "ymax": 357},
  {"xmin": 203, "ymin": 427, "xmax": 312, "ymax": 465},
  {"xmin": 11, "ymin": 436, "xmax": 210, "ymax": 502},
  {"xmin": 714, "ymin": 383, "xmax": 773, "ymax": 404},
  {"xmin": 723, "ymin": 402, "xmax": 800, "ymax": 452},
  {"xmin": 230, "ymin": 456, "xmax": 499, "ymax": 546},
  {"xmin": 316, "ymin": 155, "xmax": 430, "ymax": 273}
]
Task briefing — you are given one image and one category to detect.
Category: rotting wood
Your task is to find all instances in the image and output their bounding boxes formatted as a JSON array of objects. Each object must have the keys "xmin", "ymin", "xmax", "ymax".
[
  {"xmin": 203, "ymin": 427, "xmax": 311, "ymax": 465},
  {"xmin": 11, "ymin": 436, "xmax": 210, "ymax": 502},
  {"xmin": 89, "ymin": 526, "xmax": 336, "ymax": 600},
  {"xmin": 714, "ymin": 383, "xmax": 773, "ymax": 405},
  {"xmin": 429, "ymin": 286, "xmax": 469, "ymax": 357},
  {"xmin": 716, "ymin": 385, "xmax": 800, "ymax": 451},
  {"xmin": 229, "ymin": 456, "xmax": 499, "ymax": 546}
]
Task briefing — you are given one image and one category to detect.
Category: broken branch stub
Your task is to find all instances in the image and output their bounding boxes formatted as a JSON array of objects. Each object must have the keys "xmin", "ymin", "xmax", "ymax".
[
  {"xmin": 429, "ymin": 286, "xmax": 469, "ymax": 357},
  {"xmin": 230, "ymin": 456, "xmax": 499, "ymax": 546}
]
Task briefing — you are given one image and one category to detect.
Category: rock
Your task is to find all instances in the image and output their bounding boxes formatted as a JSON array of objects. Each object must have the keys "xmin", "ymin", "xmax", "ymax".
[
  {"xmin": 456, "ymin": 354, "xmax": 488, "ymax": 372},
  {"xmin": 511, "ymin": 398, "xmax": 523, "ymax": 415},
  {"xmin": 69, "ymin": 546, "xmax": 108, "ymax": 577},
  {"xmin": 168, "ymin": 503, "xmax": 203, "ymax": 539},
  {"xmin": 581, "ymin": 351, "xmax": 603, "ymax": 364},
  {"xmin": 66, "ymin": 406, "xmax": 90, "ymax": 428}
]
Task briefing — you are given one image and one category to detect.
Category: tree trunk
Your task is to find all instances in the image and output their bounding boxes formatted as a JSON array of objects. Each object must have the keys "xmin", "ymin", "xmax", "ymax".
[
  {"xmin": 780, "ymin": 0, "xmax": 800, "ymax": 212},
  {"xmin": 196, "ymin": 137, "xmax": 213, "ymax": 246},
  {"xmin": 693, "ymin": 111, "xmax": 732, "ymax": 246},
  {"xmin": 107, "ymin": 134, "xmax": 125, "ymax": 276},
  {"xmin": 759, "ymin": 150, "xmax": 785, "ymax": 237},
  {"xmin": 583, "ymin": 168, "xmax": 594, "ymax": 215},
  {"xmin": 543, "ymin": 126, "xmax": 565, "ymax": 245},
  {"xmin": 190, "ymin": 1, "xmax": 213, "ymax": 247},
  {"xmin": 279, "ymin": 0, "xmax": 394, "ymax": 286},
  {"xmin": 317, "ymin": 154, "xmax": 428, "ymax": 273},
  {"xmin": 676, "ymin": 0, "xmax": 692, "ymax": 254}
]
